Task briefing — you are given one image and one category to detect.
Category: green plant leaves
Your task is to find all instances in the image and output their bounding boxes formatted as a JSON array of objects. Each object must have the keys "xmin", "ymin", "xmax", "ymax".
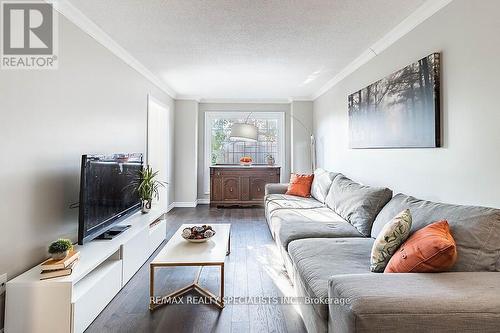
[{"xmin": 130, "ymin": 165, "xmax": 166, "ymax": 201}]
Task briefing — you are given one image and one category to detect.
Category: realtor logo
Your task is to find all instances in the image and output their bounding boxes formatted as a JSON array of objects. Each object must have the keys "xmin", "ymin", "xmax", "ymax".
[{"xmin": 1, "ymin": 1, "xmax": 58, "ymax": 69}]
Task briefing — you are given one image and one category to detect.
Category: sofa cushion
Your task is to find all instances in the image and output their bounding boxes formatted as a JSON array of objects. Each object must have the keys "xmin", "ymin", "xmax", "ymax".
[
  {"xmin": 329, "ymin": 272, "xmax": 500, "ymax": 333},
  {"xmin": 385, "ymin": 220, "xmax": 458, "ymax": 273},
  {"xmin": 265, "ymin": 194, "xmax": 324, "ymax": 209},
  {"xmin": 310, "ymin": 169, "xmax": 339, "ymax": 203},
  {"xmin": 325, "ymin": 175, "xmax": 393, "ymax": 237},
  {"xmin": 265, "ymin": 193, "xmax": 324, "ymax": 220},
  {"xmin": 269, "ymin": 208, "xmax": 363, "ymax": 249},
  {"xmin": 372, "ymin": 193, "xmax": 500, "ymax": 272},
  {"xmin": 288, "ymin": 238, "xmax": 374, "ymax": 320},
  {"xmin": 286, "ymin": 173, "xmax": 314, "ymax": 197},
  {"xmin": 370, "ymin": 209, "xmax": 412, "ymax": 272},
  {"xmin": 264, "ymin": 183, "xmax": 289, "ymax": 196}
]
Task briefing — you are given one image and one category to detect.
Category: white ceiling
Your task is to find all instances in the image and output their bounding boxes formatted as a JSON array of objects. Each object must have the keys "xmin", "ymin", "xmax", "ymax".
[{"xmin": 67, "ymin": 0, "xmax": 427, "ymax": 100}]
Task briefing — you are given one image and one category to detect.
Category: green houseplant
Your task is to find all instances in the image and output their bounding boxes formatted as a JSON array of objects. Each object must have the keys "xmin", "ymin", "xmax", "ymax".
[
  {"xmin": 48, "ymin": 239, "xmax": 73, "ymax": 260},
  {"xmin": 133, "ymin": 166, "xmax": 166, "ymax": 213}
]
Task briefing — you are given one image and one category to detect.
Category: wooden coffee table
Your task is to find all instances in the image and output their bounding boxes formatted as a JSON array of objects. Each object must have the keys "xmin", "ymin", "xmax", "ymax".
[{"xmin": 149, "ymin": 224, "xmax": 231, "ymax": 310}]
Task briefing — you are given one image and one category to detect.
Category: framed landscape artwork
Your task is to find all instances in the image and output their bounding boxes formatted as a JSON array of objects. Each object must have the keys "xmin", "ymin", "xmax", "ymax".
[{"xmin": 348, "ymin": 53, "xmax": 441, "ymax": 148}]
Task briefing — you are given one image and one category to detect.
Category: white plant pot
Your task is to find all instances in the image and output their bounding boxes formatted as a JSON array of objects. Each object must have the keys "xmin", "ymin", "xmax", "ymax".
[
  {"xmin": 141, "ymin": 199, "xmax": 152, "ymax": 214},
  {"xmin": 51, "ymin": 250, "xmax": 69, "ymax": 260}
]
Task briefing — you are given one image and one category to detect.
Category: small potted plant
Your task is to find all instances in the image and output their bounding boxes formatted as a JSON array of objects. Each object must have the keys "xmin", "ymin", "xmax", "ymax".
[
  {"xmin": 266, "ymin": 154, "xmax": 275, "ymax": 166},
  {"xmin": 48, "ymin": 239, "xmax": 73, "ymax": 260},
  {"xmin": 133, "ymin": 166, "xmax": 166, "ymax": 214}
]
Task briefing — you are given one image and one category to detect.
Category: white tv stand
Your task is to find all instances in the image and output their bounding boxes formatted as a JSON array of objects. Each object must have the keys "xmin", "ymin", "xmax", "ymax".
[{"xmin": 5, "ymin": 207, "xmax": 166, "ymax": 333}]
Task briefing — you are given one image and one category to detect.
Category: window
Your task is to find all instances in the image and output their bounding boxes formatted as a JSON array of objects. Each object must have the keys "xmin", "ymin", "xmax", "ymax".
[{"xmin": 204, "ymin": 111, "xmax": 285, "ymax": 193}]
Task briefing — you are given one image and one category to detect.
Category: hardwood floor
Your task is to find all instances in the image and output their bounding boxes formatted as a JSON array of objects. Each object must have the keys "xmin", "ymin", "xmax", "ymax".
[{"xmin": 86, "ymin": 206, "xmax": 306, "ymax": 333}]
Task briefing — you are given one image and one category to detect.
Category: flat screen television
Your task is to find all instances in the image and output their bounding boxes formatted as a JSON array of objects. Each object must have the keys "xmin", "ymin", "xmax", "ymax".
[{"xmin": 78, "ymin": 153, "xmax": 143, "ymax": 244}]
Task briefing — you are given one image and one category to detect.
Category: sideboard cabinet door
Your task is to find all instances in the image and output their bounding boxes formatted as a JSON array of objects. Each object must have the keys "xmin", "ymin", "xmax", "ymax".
[
  {"xmin": 222, "ymin": 176, "xmax": 240, "ymax": 201},
  {"xmin": 249, "ymin": 176, "xmax": 267, "ymax": 201}
]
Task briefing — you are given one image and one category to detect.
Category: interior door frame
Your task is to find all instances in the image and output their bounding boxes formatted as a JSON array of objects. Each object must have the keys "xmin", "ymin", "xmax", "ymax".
[{"xmin": 146, "ymin": 94, "xmax": 170, "ymax": 211}]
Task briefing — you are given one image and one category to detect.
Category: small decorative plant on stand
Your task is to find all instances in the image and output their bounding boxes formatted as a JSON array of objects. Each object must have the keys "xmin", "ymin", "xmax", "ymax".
[
  {"xmin": 48, "ymin": 239, "xmax": 73, "ymax": 260},
  {"xmin": 134, "ymin": 166, "xmax": 166, "ymax": 214},
  {"xmin": 266, "ymin": 154, "xmax": 275, "ymax": 166}
]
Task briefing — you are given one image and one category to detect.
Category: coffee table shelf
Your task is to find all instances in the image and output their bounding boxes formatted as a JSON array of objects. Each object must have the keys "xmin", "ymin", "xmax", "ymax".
[{"xmin": 149, "ymin": 224, "xmax": 231, "ymax": 310}]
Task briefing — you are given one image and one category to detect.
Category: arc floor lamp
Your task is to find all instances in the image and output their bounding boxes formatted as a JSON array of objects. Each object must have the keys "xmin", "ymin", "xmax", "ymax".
[{"xmin": 229, "ymin": 112, "xmax": 317, "ymax": 172}]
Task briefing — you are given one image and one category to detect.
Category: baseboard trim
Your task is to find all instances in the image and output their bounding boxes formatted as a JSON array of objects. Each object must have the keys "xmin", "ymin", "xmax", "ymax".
[
  {"xmin": 169, "ymin": 199, "xmax": 209, "ymax": 208},
  {"xmin": 166, "ymin": 202, "xmax": 175, "ymax": 212},
  {"xmin": 197, "ymin": 198, "xmax": 210, "ymax": 205},
  {"xmin": 173, "ymin": 201, "xmax": 198, "ymax": 208}
]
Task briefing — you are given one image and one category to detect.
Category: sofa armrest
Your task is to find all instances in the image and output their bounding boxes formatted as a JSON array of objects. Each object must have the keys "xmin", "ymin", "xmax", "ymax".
[
  {"xmin": 328, "ymin": 272, "xmax": 500, "ymax": 333},
  {"xmin": 265, "ymin": 183, "xmax": 289, "ymax": 195}
]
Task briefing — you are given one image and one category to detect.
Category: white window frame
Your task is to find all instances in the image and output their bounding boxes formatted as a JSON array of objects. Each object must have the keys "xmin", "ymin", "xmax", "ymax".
[{"xmin": 204, "ymin": 111, "xmax": 285, "ymax": 194}]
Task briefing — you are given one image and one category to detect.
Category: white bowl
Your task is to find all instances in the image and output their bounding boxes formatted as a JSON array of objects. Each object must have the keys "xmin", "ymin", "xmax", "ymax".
[{"xmin": 183, "ymin": 236, "xmax": 214, "ymax": 243}]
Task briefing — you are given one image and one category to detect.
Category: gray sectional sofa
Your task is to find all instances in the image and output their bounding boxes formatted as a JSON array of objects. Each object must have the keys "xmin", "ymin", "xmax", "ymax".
[{"xmin": 264, "ymin": 169, "xmax": 500, "ymax": 333}]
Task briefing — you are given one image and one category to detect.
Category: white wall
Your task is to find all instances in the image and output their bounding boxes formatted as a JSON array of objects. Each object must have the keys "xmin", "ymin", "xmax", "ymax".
[
  {"xmin": 291, "ymin": 101, "xmax": 313, "ymax": 173},
  {"xmin": 174, "ymin": 100, "xmax": 199, "ymax": 205},
  {"xmin": 147, "ymin": 97, "xmax": 172, "ymax": 212},
  {"xmin": 197, "ymin": 102, "xmax": 292, "ymax": 200},
  {"xmin": 0, "ymin": 13, "xmax": 174, "ymax": 279},
  {"xmin": 313, "ymin": 0, "xmax": 500, "ymax": 208}
]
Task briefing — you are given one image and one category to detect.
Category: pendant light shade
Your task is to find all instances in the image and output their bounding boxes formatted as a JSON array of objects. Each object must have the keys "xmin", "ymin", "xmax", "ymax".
[{"xmin": 229, "ymin": 123, "xmax": 258, "ymax": 142}]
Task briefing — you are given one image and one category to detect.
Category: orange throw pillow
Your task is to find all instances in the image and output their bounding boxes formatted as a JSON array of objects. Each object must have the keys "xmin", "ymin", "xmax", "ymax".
[
  {"xmin": 286, "ymin": 173, "xmax": 314, "ymax": 197},
  {"xmin": 384, "ymin": 220, "xmax": 457, "ymax": 273}
]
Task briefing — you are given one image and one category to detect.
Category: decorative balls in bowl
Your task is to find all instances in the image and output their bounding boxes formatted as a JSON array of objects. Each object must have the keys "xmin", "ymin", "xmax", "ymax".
[{"xmin": 182, "ymin": 225, "xmax": 216, "ymax": 243}]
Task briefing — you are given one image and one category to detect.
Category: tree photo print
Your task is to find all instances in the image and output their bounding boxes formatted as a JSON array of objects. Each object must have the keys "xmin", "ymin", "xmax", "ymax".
[{"xmin": 348, "ymin": 53, "xmax": 441, "ymax": 148}]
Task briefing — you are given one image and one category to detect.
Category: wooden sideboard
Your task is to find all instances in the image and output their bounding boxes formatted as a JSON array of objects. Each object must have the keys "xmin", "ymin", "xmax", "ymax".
[{"xmin": 210, "ymin": 165, "xmax": 281, "ymax": 207}]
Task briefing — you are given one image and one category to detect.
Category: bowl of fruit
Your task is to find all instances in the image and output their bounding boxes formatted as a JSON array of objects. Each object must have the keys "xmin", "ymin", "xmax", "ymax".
[
  {"xmin": 240, "ymin": 156, "xmax": 253, "ymax": 166},
  {"xmin": 181, "ymin": 225, "xmax": 216, "ymax": 243}
]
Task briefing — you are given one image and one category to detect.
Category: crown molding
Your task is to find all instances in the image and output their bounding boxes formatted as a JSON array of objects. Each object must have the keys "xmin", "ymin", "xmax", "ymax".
[
  {"xmin": 312, "ymin": 0, "xmax": 454, "ymax": 100},
  {"xmin": 288, "ymin": 97, "xmax": 314, "ymax": 103},
  {"xmin": 176, "ymin": 97, "xmax": 314, "ymax": 104},
  {"xmin": 46, "ymin": 0, "xmax": 177, "ymax": 98},
  {"xmin": 175, "ymin": 95, "xmax": 201, "ymax": 102},
  {"xmin": 176, "ymin": 96, "xmax": 314, "ymax": 104},
  {"xmin": 46, "ymin": 0, "xmax": 452, "ymax": 102},
  {"xmin": 198, "ymin": 98, "xmax": 291, "ymax": 104}
]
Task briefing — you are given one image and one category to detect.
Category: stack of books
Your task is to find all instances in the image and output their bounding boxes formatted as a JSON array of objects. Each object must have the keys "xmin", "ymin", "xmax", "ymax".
[{"xmin": 40, "ymin": 250, "xmax": 80, "ymax": 280}]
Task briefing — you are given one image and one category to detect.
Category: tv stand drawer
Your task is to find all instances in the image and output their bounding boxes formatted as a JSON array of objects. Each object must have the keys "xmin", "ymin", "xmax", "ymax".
[
  {"xmin": 72, "ymin": 259, "xmax": 122, "ymax": 333},
  {"xmin": 122, "ymin": 227, "xmax": 149, "ymax": 284},
  {"xmin": 149, "ymin": 219, "xmax": 166, "ymax": 254}
]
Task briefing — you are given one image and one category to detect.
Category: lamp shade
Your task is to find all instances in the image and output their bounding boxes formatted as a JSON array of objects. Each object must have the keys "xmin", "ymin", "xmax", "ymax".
[{"xmin": 229, "ymin": 123, "xmax": 258, "ymax": 142}]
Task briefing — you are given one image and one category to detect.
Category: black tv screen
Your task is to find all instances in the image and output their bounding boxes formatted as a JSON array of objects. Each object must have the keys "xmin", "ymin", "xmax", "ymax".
[{"xmin": 78, "ymin": 153, "xmax": 143, "ymax": 244}]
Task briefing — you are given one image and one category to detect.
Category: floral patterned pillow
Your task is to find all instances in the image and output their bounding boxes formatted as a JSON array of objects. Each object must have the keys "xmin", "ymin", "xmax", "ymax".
[{"xmin": 370, "ymin": 209, "xmax": 412, "ymax": 272}]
